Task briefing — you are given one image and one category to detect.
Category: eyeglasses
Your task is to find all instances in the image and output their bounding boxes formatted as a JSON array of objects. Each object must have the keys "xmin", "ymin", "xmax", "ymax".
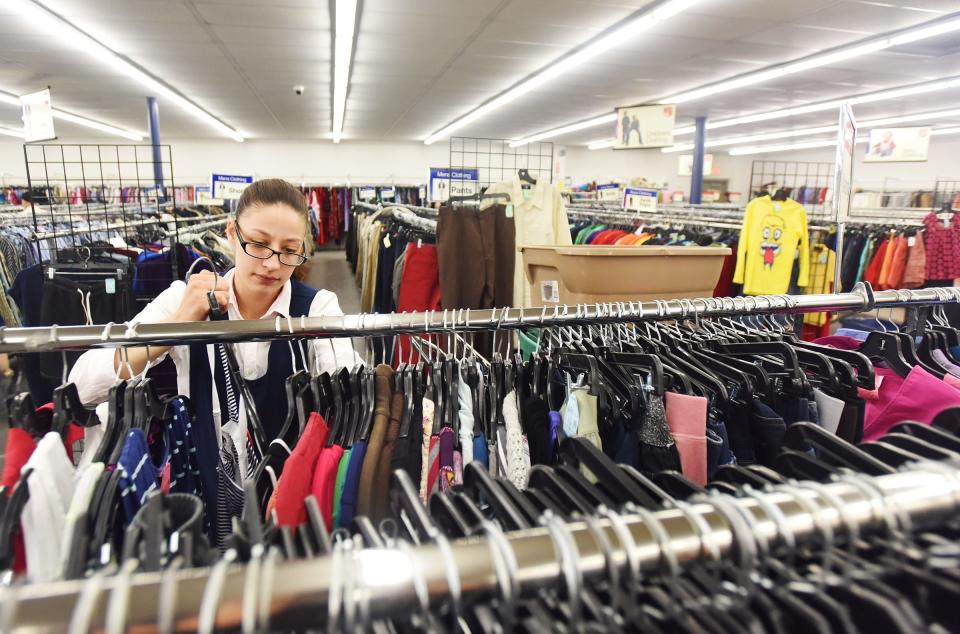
[{"xmin": 235, "ymin": 223, "xmax": 307, "ymax": 266}]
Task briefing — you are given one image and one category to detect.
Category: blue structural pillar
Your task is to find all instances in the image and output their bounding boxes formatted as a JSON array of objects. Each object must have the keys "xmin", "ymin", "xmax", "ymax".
[
  {"xmin": 147, "ymin": 97, "xmax": 165, "ymax": 200},
  {"xmin": 689, "ymin": 115, "xmax": 707, "ymax": 204}
]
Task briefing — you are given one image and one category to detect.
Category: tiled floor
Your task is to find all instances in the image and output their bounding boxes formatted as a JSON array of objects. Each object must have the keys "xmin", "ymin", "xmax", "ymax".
[{"xmin": 304, "ymin": 249, "xmax": 367, "ymax": 359}]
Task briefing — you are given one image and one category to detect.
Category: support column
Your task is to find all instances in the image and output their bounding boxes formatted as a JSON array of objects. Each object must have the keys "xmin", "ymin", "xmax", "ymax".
[
  {"xmin": 146, "ymin": 97, "xmax": 165, "ymax": 201},
  {"xmin": 690, "ymin": 116, "xmax": 707, "ymax": 204}
]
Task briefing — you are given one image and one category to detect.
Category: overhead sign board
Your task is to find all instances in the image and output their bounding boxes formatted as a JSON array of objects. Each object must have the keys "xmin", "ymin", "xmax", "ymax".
[
  {"xmin": 614, "ymin": 104, "xmax": 676, "ymax": 149},
  {"xmin": 864, "ymin": 126, "xmax": 930, "ymax": 163},
  {"xmin": 21, "ymin": 88, "xmax": 55, "ymax": 142},
  {"xmin": 597, "ymin": 183, "xmax": 621, "ymax": 202}
]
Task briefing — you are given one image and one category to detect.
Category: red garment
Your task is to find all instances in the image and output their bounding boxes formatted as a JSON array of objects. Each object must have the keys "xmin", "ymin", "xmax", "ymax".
[
  {"xmin": 395, "ymin": 243, "xmax": 442, "ymax": 365},
  {"xmin": 2, "ymin": 428, "xmax": 36, "ymax": 490},
  {"xmin": 274, "ymin": 413, "xmax": 329, "ymax": 529},
  {"xmin": 923, "ymin": 212, "xmax": 960, "ymax": 280},
  {"xmin": 863, "ymin": 239, "xmax": 888, "ymax": 288},
  {"xmin": 713, "ymin": 245, "xmax": 737, "ymax": 297},
  {"xmin": 311, "ymin": 444, "xmax": 345, "ymax": 531},
  {"xmin": 427, "ymin": 434, "xmax": 441, "ymax": 497}
]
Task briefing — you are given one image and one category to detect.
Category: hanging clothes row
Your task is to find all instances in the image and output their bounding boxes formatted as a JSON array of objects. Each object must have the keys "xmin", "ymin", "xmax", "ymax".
[{"xmin": 0, "ymin": 287, "xmax": 957, "ymax": 588}]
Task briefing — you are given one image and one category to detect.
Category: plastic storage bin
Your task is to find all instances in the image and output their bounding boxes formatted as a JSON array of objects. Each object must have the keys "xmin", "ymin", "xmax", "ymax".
[{"xmin": 521, "ymin": 245, "xmax": 731, "ymax": 306}]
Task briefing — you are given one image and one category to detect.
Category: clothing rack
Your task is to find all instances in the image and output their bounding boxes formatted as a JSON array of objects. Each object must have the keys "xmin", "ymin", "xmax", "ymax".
[
  {"xmin": 0, "ymin": 283, "xmax": 955, "ymax": 353},
  {"xmin": 3, "ymin": 462, "xmax": 957, "ymax": 631},
  {"xmin": 566, "ymin": 205, "xmax": 833, "ymax": 232}
]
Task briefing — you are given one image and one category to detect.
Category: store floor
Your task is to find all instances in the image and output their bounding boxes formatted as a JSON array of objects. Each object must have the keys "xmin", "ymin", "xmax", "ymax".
[{"xmin": 304, "ymin": 249, "xmax": 366, "ymax": 359}]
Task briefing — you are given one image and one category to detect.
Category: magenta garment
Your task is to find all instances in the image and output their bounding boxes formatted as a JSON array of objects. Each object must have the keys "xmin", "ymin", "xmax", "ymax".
[
  {"xmin": 811, "ymin": 335, "xmax": 864, "ymax": 351},
  {"xmin": 944, "ymin": 373, "xmax": 960, "ymax": 391},
  {"xmin": 664, "ymin": 392, "xmax": 708, "ymax": 486},
  {"xmin": 862, "ymin": 366, "xmax": 960, "ymax": 441}
]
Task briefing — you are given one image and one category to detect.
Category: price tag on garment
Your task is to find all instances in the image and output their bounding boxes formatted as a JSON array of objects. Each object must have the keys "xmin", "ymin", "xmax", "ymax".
[
  {"xmin": 908, "ymin": 236, "xmax": 916, "ymax": 247},
  {"xmin": 104, "ymin": 278, "xmax": 116, "ymax": 294},
  {"xmin": 417, "ymin": 238, "xmax": 423, "ymax": 248},
  {"xmin": 383, "ymin": 233, "xmax": 391, "ymax": 248},
  {"xmin": 504, "ymin": 204, "xmax": 514, "ymax": 218}
]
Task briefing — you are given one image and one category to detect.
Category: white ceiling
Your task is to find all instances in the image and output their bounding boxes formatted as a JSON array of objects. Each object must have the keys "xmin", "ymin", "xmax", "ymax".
[{"xmin": 0, "ymin": 0, "xmax": 957, "ymax": 143}]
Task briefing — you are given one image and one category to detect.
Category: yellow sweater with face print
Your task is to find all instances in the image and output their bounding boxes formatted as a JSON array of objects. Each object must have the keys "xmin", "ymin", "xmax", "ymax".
[{"xmin": 732, "ymin": 196, "xmax": 810, "ymax": 295}]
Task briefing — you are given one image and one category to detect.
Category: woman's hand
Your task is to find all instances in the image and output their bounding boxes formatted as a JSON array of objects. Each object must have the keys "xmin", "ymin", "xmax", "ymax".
[{"xmin": 171, "ymin": 270, "xmax": 229, "ymax": 322}]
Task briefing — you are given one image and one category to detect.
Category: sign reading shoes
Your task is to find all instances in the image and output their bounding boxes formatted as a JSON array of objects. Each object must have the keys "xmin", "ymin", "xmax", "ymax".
[{"xmin": 211, "ymin": 174, "xmax": 253, "ymax": 200}]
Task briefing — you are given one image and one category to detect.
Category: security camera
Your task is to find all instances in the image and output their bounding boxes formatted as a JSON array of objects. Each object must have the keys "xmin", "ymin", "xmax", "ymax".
[{"xmin": 293, "ymin": 85, "xmax": 305, "ymax": 96}]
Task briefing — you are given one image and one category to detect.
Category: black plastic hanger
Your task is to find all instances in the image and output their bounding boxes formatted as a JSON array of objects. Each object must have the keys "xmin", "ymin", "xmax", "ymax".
[
  {"xmin": 390, "ymin": 470, "xmax": 438, "ymax": 543},
  {"xmin": 518, "ymin": 168, "xmax": 537, "ymax": 185},
  {"xmin": 651, "ymin": 470, "xmax": 706, "ymax": 499},
  {"xmin": 890, "ymin": 421, "xmax": 960, "ymax": 453},
  {"xmin": 92, "ymin": 382, "xmax": 126, "ymax": 465},
  {"xmin": 880, "ymin": 433, "xmax": 959, "ymax": 461},
  {"xmin": 7, "ymin": 392, "xmax": 50, "ymax": 439},
  {"xmin": 462, "ymin": 462, "xmax": 528, "ymax": 531},
  {"xmin": 860, "ymin": 441, "xmax": 922, "ymax": 467},
  {"xmin": 772, "ymin": 448, "xmax": 836, "ymax": 480},
  {"xmin": 859, "ymin": 331, "xmax": 912, "ymax": 378},
  {"xmin": 783, "ymin": 422, "xmax": 894, "ymax": 476},
  {"xmin": 0, "ymin": 469, "xmax": 31, "ymax": 571},
  {"xmin": 428, "ymin": 493, "xmax": 473, "ymax": 539},
  {"xmin": 51, "ymin": 383, "xmax": 100, "ymax": 435},
  {"xmin": 559, "ymin": 437, "xmax": 661, "ymax": 509}
]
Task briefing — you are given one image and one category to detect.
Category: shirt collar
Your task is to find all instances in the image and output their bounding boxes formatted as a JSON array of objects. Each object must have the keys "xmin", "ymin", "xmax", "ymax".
[
  {"xmin": 224, "ymin": 268, "xmax": 292, "ymax": 319},
  {"xmin": 512, "ymin": 175, "xmax": 548, "ymax": 208}
]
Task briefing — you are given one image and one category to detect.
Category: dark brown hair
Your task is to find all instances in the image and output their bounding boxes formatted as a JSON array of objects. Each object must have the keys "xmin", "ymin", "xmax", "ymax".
[
  {"xmin": 236, "ymin": 178, "xmax": 308, "ymax": 219},
  {"xmin": 235, "ymin": 178, "xmax": 312, "ymax": 254}
]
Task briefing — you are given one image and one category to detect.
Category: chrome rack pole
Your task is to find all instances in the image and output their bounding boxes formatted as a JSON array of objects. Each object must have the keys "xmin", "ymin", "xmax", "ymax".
[
  {"xmin": 0, "ymin": 285, "xmax": 957, "ymax": 353},
  {"xmin": 5, "ymin": 465, "xmax": 959, "ymax": 632}
]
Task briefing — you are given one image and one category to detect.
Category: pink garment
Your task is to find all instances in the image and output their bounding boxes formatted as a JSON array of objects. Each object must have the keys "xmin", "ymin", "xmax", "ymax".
[
  {"xmin": 944, "ymin": 373, "xmax": 960, "ymax": 391},
  {"xmin": 811, "ymin": 335, "xmax": 863, "ymax": 351},
  {"xmin": 863, "ymin": 366, "xmax": 960, "ymax": 441},
  {"xmin": 664, "ymin": 392, "xmax": 708, "ymax": 486}
]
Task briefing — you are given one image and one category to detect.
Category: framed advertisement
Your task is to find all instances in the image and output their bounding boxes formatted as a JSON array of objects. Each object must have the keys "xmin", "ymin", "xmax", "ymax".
[
  {"xmin": 614, "ymin": 104, "xmax": 676, "ymax": 149},
  {"xmin": 864, "ymin": 126, "xmax": 931, "ymax": 163}
]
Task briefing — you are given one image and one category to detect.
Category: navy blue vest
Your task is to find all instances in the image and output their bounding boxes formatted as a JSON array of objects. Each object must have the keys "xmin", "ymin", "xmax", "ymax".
[{"xmin": 188, "ymin": 279, "xmax": 319, "ymax": 536}]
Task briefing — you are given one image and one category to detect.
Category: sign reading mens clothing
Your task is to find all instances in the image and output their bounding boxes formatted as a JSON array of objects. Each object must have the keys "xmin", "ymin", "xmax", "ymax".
[
  {"xmin": 211, "ymin": 174, "xmax": 253, "ymax": 200},
  {"xmin": 614, "ymin": 104, "xmax": 676, "ymax": 149},
  {"xmin": 864, "ymin": 126, "xmax": 930, "ymax": 163},
  {"xmin": 623, "ymin": 187, "xmax": 658, "ymax": 213},
  {"xmin": 597, "ymin": 183, "xmax": 621, "ymax": 202},
  {"xmin": 429, "ymin": 168, "xmax": 478, "ymax": 203},
  {"xmin": 21, "ymin": 88, "xmax": 56, "ymax": 142}
]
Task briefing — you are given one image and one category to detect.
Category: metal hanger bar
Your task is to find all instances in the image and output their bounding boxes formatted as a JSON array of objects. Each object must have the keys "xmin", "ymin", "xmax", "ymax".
[
  {"xmin": 5, "ymin": 464, "xmax": 958, "ymax": 631},
  {"xmin": 0, "ymin": 284, "xmax": 955, "ymax": 353}
]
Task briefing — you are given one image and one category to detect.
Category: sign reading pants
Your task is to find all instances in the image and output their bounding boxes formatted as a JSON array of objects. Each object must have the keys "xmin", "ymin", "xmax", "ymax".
[
  {"xmin": 211, "ymin": 174, "xmax": 253, "ymax": 200},
  {"xmin": 429, "ymin": 168, "xmax": 478, "ymax": 203}
]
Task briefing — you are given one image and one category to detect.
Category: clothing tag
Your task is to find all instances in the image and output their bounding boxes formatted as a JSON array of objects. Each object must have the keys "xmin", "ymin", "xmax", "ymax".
[
  {"xmin": 417, "ymin": 238, "xmax": 423, "ymax": 248},
  {"xmin": 504, "ymin": 204, "xmax": 514, "ymax": 218},
  {"xmin": 908, "ymin": 236, "xmax": 916, "ymax": 247},
  {"xmin": 105, "ymin": 278, "xmax": 116, "ymax": 294},
  {"xmin": 540, "ymin": 280, "xmax": 560, "ymax": 303},
  {"xmin": 523, "ymin": 189, "xmax": 533, "ymax": 201},
  {"xmin": 773, "ymin": 202, "xmax": 781, "ymax": 212},
  {"xmin": 819, "ymin": 252, "xmax": 828, "ymax": 264},
  {"xmin": 382, "ymin": 233, "xmax": 391, "ymax": 248}
]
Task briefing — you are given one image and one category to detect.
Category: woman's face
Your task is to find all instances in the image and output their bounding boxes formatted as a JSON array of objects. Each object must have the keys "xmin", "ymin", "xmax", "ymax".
[{"xmin": 227, "ymin": 203, "xmax": 306, "ymax": 295}]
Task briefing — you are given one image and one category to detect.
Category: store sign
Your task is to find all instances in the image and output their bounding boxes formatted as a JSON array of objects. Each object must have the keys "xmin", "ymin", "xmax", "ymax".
[
  {"xmin": 429, "ymin": 168, "xmax": 479, "ymax": 202},
  {"xmin": 623, "ymin": 187, "xmax": 658, "ymax": 213},
  {"xmin": 380, "ymin": 187, "xmax": 395, "ymax": 201},
  {"xmin": 597, "ymin": 183, "xmax": 621, "ymax": 202},
  {"xmin": 833, "ymin": 103, "xmax": 857, "ymax": 224},
  {"xmin": 864, "ymin": 126, "xmax": 931, "ymax": 163},
  {"xmin": 678, "ymin": 154, "xmax": 713, "ymax": 177},
  {"xmin": 211, "ymin": 173, "xmax": 253, "ymax": 200},
  {"xmin": 21, "ymin": 88, "xmax": 55, "ymax": 142},
  {"xmin": 358, "ymin": 186, "xmax": 377, "ymax": 201},
  {"xmin": 614, "ymin": 104, "xmax": 676, "ymax": 149},
  {"xmin": 195, "ymin": 186, "xmax": 224, "ymax": 206}
]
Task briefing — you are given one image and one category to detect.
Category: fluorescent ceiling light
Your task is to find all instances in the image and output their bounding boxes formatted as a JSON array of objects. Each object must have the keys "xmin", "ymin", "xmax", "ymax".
[
  {"xmin": 679, "ymin": 76, "xmax": 960, "ymax": 135},
  {"xmin": 667, "ymin": 13, "xmax": 960, "ymax": 104},
  {"xmin": 8, "ymin": 0, "xmax": 244, "ymax": 142},
  {"xmin": 587, "ymin": 137, "xmax": 616, "ymax": 150},
  {"xmin": 422, "ymin": 0, "xmax": 701, "ymax": 145},
  {"xmin": 0, "ymin": 91, "xmax": 143, "ymax": 140},
  {"xmin": 522, "ymin": 15, "xmax": 960, "ymax": 146},
  {"xmin": 731, "ymin": 125, "xmax": 960, "ymax": 155},
  {"xmin": 512, "ymin": 114, "xmax": 617, "ymax": 147},
  {"xmin": 332, "ymin": 0, "xmax": 358, "ymax": 144},
  {"xmin": 0, "ymin": 127, "xmax": 25, "ymax": 139}
]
